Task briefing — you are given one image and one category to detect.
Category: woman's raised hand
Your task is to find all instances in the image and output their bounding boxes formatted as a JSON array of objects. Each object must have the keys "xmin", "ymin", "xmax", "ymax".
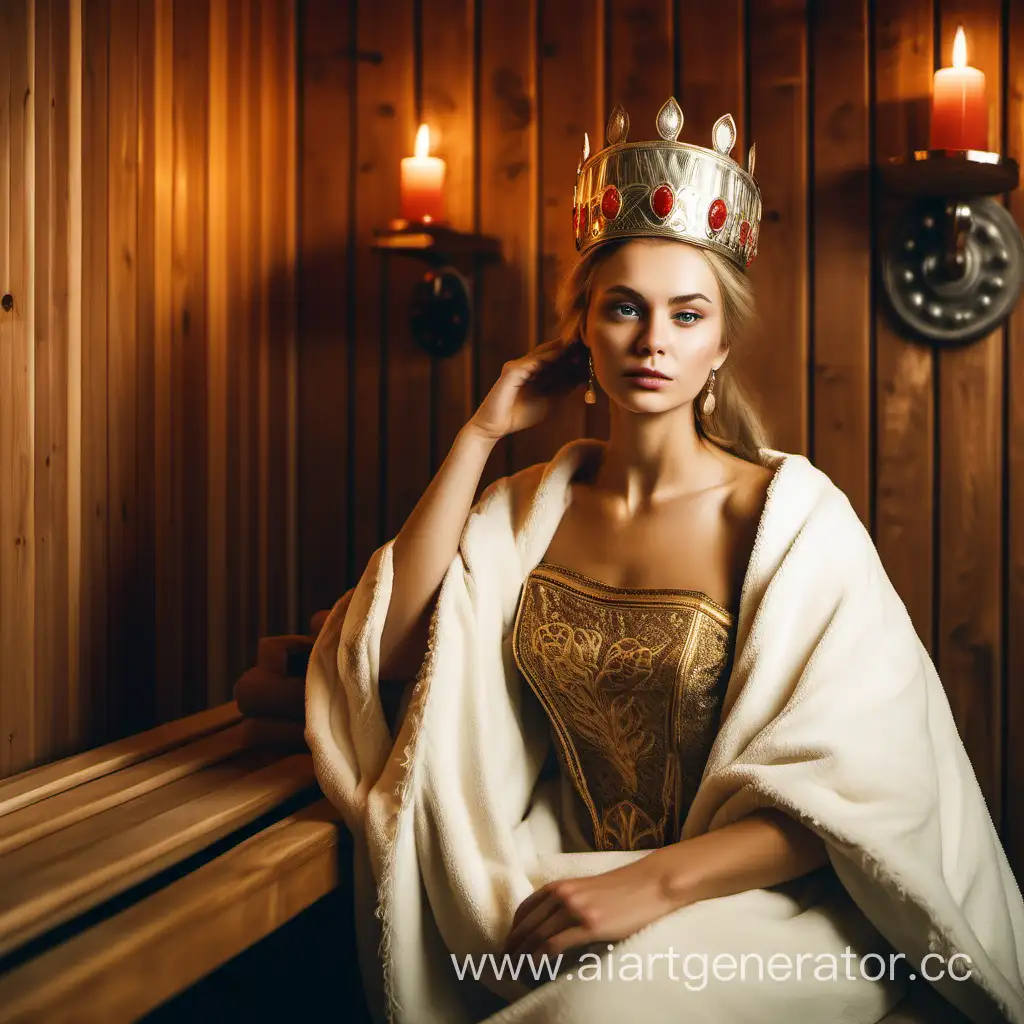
[{"xmin": 467, "ymin": 338, "xmax": 588, "ymax": 442}]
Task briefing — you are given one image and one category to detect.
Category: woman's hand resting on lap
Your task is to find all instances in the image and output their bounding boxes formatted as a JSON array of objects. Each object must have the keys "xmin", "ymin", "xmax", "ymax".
[
  {"xmin": 467, "ymin": 337, "xmax": 588, "ymax": 442},
  {"xmin": 501, "ymin": 855, "xmax": 679, "ymax": 961}
]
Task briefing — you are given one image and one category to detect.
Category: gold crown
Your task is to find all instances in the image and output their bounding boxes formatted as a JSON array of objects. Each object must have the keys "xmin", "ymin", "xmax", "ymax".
[{"xmin": 574, "ymin": 97, "xmax": 761, "ymax": 270}]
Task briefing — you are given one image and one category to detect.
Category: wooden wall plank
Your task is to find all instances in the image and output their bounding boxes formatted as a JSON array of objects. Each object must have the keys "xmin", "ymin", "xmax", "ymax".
[
  {"xmin": 810, "ymin": 0, "xmax": 871, "ymax": 522},
  {"xmin": 297, "ymin": 0, "xmax": 353, "ymax": 617},
  {"xmin": 0, "ymin": 0, "xmax": 36, "ymax": 775},
  {"xmin": 746, "ymin": 0, "xmax": 809, "ymax": 456},
  {"xmin": 240, "ymin": 0, "xmax": 261, "ymax": 685},
  {"xmin": 0, "ymin": 0, "xmax": 11, "ymax": 769},
  {"xmin": 223, "ymin": 0, "xmax": 246, "ymax": 684},
  {"xmin": 107, "ymin": 0, "xmax": 142, "ymax": 738},
  {"xmin": 383, "ymin": 2, "xmax": 426, "ymax": 537},
  {"xmin": 478, "ymin": 0, "xmax": 539, "ymax": 482},
  {"xmin": 872, "ymin": 0, "xmax": 935, "ymax": 650},
  {"xmin": 1005, "ymin": 0, "xmax": 1024, "ymax": 888},
  {"xmin": 282, "ymin": 0, "xmax": 299, "ymax": 637},
  {"xmin": 136, "ymin": 0, "xmax": 157, "ymax": 738},
  {"xmin": 207, "ymin": 0, "xmax": 229, "ymax": 703},
  {"xmin": 350, "ymin": 0, "xmax": 414, "ymax": 575},
  {"xmin": 422, "ymin": 0, "xmax": 476, "ymax": 473},
  {"xmin": 40, "ymin": 0, "xmax": 73, "ymax": 758},
  {"xmin": 153, "ymin": 0, "xmax": 177, "ymax": 724},
  {"xmin": 33, "ymin": 0, "xmax": 55, "ymax": 761},
  {"xmin": 259, "ymin": 0, "xmax": 293, "ymax": 637},
  {"xmin": 174, "ymin": 0, "xmax": 210, "ymax": 715},
  {"xmin": 677, "ymin": 0, "xmax": 744, "ymax": 151},
  {"xmin": 526, "ymin": 0, "xmax": 600, "ymax": 469},
  {"xmin": 258, "ymin": 0, "xmax": 273, "ymax": 633},
  {"xmin": 607, "ymin": 0, "xmax": 672, "ymax": 134},
  {"xmin": 67, "ymin": 0, "xmax": 83, "ymax": 748},
  {"xmin": 32, "ymin": 0, "xmax": 71, "ymax": 759},
  {"xmin": 80, "ymin": 0, "xmax": 110, "ymax": 747},
  {"xmin": 935, "ymin": 0, "xmax": 1004, "ymax": 818}
]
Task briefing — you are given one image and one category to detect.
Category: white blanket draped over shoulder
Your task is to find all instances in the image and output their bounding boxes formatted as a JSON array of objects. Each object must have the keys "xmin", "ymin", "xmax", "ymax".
[{"xmin": 305, "ymin": 438, "xmax": 1024, "ymax": 1024}]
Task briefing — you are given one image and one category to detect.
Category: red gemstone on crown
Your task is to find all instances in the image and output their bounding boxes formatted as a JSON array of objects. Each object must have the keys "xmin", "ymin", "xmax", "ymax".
[
  {"xmin": 580, "ymin": 204, "xmax": 589, "ymax": 238},
  {"xmin": 708, "ymin": 198, "xmax": 728, "ymax": 232},
  {"xmin": 651, "ymin": 184, "xmax": 674, "ymax": 219},
  {"xmin": 739, "ymin": 220, "xmax": 750, "ymax": 246},
  {"xmin": 601, "ymin": 185, "xmax": 621, "ymax": 220}
]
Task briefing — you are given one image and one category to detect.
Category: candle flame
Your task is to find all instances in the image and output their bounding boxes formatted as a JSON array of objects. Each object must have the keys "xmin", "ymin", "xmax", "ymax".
[
  {"xmin": 414, "ymin": 123, "xmax": 431, "ymax": 159},
  {"xmin": 952, "ymin": 26, "xmax": 967, "ymax": 69}
]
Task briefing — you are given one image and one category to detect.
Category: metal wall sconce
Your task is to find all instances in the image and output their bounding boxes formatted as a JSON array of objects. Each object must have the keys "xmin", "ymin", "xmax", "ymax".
[
  {"xmin": 372, "ymin": 221, "xmax": 501, "ymax": 358},
  {"xmin": 881, "ymin": 150, "xmax": 1022, "ymax": 345}
]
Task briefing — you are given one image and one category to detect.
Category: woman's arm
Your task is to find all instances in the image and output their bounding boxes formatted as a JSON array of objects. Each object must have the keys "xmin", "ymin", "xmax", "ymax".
[
  {"xmin": 378, "ymin": 425, "xmax": 496, "ymax": 682},
  {"xmin": 649, "ymin": 807, "xmax": 829, "ymax": 905},
  {"xmin": 503, "ymin": 809, "xmax": 828, "ymax": 958},
  {"xmin": 378, "ymin": 337, "xmax": 579, "ymax": 683}
]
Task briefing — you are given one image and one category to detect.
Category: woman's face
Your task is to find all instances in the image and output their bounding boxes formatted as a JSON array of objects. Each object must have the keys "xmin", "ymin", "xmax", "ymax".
[{"xmin": 582, "ymin": 239, "xmax": 727, "ymax": 414}]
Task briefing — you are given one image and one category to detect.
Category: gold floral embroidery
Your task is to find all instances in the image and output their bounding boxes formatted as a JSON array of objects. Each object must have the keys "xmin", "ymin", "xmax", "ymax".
[{"xmin": 512, "ymin": 563, "xmax": 735, "ymax": 852}]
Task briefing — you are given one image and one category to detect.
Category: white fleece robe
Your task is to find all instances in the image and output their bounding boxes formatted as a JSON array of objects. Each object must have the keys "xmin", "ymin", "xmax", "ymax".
[{"xmin": 305, "ymin": 438, "xmax": 1024, "ymax": 1024}]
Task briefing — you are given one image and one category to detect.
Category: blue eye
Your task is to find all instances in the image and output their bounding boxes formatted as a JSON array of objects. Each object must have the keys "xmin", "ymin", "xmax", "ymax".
[
  {"xmin": 615, "ymin": 302, "xmax": 640, "ymax": 318},
  {"xmin": 675, "ymin": 310, "xmax": 703, "ymax": 325}
]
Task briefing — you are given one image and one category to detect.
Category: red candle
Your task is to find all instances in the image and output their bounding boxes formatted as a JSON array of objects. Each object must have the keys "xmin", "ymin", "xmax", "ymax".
[
  {"xmin": 400, "ymin": 124, "xmax": 446, "ymax": 224},
  {"xmin": 930, "ymin": 26, "xmax": 988, "ymax": 151}
]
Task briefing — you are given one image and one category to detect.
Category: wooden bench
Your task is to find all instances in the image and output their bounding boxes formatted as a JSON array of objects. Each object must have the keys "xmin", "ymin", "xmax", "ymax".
[
  {"xmin": 0, "ymin": 678, "xmax": 964, "ymax": 1022},
  {"xmin": 0, "ymin": 701, "xmax": 370, "ymax": 1022}
]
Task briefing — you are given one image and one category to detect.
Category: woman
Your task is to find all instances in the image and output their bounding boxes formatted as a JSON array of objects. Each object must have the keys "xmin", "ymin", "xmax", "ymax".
[{"xmin": 306, "ymin": 100, "xmax": 1024, "ymax": 1024}]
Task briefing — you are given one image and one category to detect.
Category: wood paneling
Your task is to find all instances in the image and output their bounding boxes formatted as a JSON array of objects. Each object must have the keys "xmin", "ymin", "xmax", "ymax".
[
  {"xmin": 535, "ymin": 0, "xmax": 599, "ymax": 463},
  {"xmin": 478, "ymin": 0, "xmax": 539, "ymax": 484},
  {"xmin": 0, "ymin": 0, "xmax": 34, "ymax": 777},
  {"xmin": 746, "ymin": 0, "xmax": 809, "ymax": 456},
  {"xmin": 872, "ymin": 0, "xmax": 935, "ymax": 648},
  {"xmin": 297, "ymin": 0, "xmax": 353, "ymax": 622},
  {"xmin": 810, "ymin": 0, "xmax": 871, "ymax": 520},
  {"xmin": 424, "ymin": 0, "xmax": 477, "ymax": 473},
  {"xmin": 0, "ymin": 0, "xmax": 296, "ymax": 774}
]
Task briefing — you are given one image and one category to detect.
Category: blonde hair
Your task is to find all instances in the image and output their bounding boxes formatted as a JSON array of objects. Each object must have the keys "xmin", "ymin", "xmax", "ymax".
[{"xmin": 554, "ymin": 239, "xmax": 770, "ymax": 463}]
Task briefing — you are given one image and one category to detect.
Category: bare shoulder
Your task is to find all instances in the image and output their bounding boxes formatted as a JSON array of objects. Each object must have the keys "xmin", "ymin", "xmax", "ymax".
[{"xmin": 722, "ymin": 456, "xmax": 774, "ymax": 532}]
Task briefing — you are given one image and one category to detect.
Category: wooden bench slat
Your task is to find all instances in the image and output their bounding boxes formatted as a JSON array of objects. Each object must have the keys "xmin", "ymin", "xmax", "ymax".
[
  {"xmin": 0, "ymin": 723, "xmax": 255, "ymax": 856},
  {"xmin": 0, "ymin": 702, "xmax": 243, "ymax": 819},
  {"xmin": 0, "ymin": 754, "xmax": 318, "ymax": 957},
  {"xmin": 0, "ymin": 800, "xmax": 345, "ymax": 1024},
  {"xmin": 0, "ymin": 747, "xmax": 284, "ymax": 883}
]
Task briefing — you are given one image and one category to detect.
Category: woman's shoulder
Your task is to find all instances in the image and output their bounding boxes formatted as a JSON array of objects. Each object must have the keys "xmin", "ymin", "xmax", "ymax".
[{"xmin": 721, "ymin": 453, "xmax": 775, "ymax": 531}]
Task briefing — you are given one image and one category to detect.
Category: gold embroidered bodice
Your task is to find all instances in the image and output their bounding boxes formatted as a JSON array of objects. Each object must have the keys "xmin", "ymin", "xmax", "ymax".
[{"xmin": 512, "ymin": 562, "xmax": 736, "ymax": 852}]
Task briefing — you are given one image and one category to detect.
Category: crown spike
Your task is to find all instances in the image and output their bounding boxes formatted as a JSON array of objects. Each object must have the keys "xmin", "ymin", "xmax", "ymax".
[
  {"xmin": 747, "ymin": 143, "xmax": 756, "ymax": 177},
  {"xmin": 712, "ymin": 114, "xmax": 737, "ymax": 156},
  {"xmin": 581, "ymin": 131, "xmax": 591, "ymax": 166},
  {"xmin": 606, "ymin": 104, "xmax": 630, "ymax": 145},
  {"xmin": 656, "ymin": 97, "xmax": 684, "ymax": 142}
]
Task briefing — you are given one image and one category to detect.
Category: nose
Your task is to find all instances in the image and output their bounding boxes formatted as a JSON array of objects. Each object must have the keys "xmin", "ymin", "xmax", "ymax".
[{"xmin": 633, "ymin": 313, "xmax": 668, "ymax": 358}]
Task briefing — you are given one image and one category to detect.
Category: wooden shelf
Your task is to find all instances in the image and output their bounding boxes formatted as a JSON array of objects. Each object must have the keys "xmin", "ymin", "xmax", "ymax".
[
  {"xmin": 882, "ymin": 150, "xmax": 1020, "ymax": 198},
  {"xmin": 372, "ymin": 220, "xmax": 501, "ymax": 260}
]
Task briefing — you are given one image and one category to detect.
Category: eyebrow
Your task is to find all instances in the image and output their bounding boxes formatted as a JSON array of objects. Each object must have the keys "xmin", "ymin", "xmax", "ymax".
[{"xmin": 603, "ymin": 284, "xmax": 713, "ymax": 305}]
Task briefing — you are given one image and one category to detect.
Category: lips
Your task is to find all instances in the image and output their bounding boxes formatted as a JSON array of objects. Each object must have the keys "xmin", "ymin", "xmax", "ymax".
[{"xmin": 624, "ymin": 369, "xmax": 671, "ymax": 380}]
